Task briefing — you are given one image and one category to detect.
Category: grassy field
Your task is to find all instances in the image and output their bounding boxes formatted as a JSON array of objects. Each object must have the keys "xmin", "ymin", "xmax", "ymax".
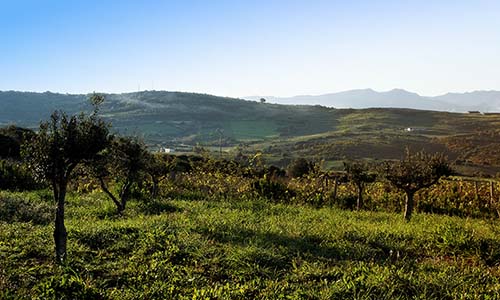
[{"xmin": 1, "ymin": 190, "xmax": 499, "ymax": 299}]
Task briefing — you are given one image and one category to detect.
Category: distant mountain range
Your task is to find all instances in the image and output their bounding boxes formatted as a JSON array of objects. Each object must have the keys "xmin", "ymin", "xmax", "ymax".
[{"xmin": 244, "ymin": 89, "xmax": 500, "ymax": 112}]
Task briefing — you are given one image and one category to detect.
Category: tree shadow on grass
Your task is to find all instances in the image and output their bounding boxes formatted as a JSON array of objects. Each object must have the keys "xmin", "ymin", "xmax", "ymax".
[
  {"xmin": 140, "ymin": 199, "xmax": 183, "ymax": 215},
  {"xmin": 197, "ymin": 224, "xmax": 417, "ymax": 270}
]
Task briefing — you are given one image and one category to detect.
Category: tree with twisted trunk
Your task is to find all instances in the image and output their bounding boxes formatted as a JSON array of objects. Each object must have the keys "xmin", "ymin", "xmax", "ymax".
[
  {"xmin": 88, "ymin": 136, "xmax": 149, "ymax": 213},
  {"xmin": 383, "ymin": 149, "xmax": 453, "ymax": 221}
]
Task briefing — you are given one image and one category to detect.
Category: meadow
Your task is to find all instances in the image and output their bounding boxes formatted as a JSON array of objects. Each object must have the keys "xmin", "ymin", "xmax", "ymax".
[{"xmin": 1, "ymin": 188, "xmax": 500, "ymax": 299}]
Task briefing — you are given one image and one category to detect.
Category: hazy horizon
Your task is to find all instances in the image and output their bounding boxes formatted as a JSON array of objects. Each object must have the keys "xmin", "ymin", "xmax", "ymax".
[
  {"xmin": 3, "ymin": 87, "xmax": 500, "ymax": 100},
  {"xmin": 2, "ymin": 1, "xmax": 500, "ymax": 98}
]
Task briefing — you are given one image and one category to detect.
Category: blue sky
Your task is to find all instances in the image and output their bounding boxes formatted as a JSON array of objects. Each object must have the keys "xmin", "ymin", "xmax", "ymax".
[{"xmin": 1, "ymin": 0, "xmax": 499, "ymax": 97}]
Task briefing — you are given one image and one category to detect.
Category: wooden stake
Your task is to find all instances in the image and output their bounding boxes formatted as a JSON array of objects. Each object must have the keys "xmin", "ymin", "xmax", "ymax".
[
  {"xmin": 333, "ymin": 177, "xmax": 338, "ymax": 201},
  {"xmin": 490, "ymin": 181, "xmax": 494, "ymax": 207},
  {"xmin": 475, "ymin": 181, "xmax": 479, "ymax": 199}
]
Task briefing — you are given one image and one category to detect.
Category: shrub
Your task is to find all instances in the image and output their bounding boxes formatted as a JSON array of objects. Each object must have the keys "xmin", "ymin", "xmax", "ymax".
[
  {"xmin": 0, "ymin": 194, "xmax": 53, "ymax": 225},
  {"xmin": 287, "ymin": 158, "xmax": 314, "ymax": 178},
  {"xmin": 0, "ymin": 160, "xmax": 42, "ymax": 191},
  {"xmin": 252, "ymin": 177, "xmax": 295, "ymax": 202},
  {"xmin": 0, "ymin": 126, "xmax": 35, "ymax": 159}
]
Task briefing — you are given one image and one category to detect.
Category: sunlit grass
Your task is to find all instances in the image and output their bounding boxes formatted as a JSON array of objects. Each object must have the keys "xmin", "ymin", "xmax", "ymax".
[{"xmin": 1, "ymin": 191, "xmax": 499, "ymax": 299}]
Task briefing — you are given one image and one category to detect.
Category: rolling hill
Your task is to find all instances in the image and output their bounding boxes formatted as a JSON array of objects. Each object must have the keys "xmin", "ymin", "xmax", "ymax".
[{"xmin": 2, "ymin": 90, "xmax": 500, "ymax": 174}]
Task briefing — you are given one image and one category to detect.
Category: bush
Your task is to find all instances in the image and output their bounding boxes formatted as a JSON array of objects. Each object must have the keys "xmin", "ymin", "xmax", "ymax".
[
  {"xmin": 287, "ymin": 158, "xmax": 314, "ymax": 178},
  {"xmin": 0, "ymin": 194, "xmax": 53, "ymax": 225},
  {"xmin": 0, "ymin": 160, "xmax": 43, "ymax": 191},
  {"xmin": 252, "ymin": 177, "xmax": 295, "ymax": 202}
]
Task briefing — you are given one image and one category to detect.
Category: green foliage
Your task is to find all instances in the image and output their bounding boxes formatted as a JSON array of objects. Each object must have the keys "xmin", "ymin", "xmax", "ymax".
[
  {"xmin": 0, "ymin": 126, "xmax": 35, "ymax": 159},
  {"xmin": 384, "ymin": 149, "xmax": 453, "ymax": 194},
  {"xmin": 88, "ymin": 136, "xmax": 150, "ymax": 213},
  {"xmin": 22, "ymin": 110, "xmax": 111, "ymax": 184},
  {"xmin": 287, "ymin": 157, "xmax": 314, "ymax": 178},
  {"xmin": 0, "ymin": 135, "xmax": 20, "ymax": 159},
  {"xmin": 251, "ymin": 177, "xmax": 294, "ymax": 202},
  {"xmin": 383, "ymin": 149, "xmax": 454, "ymax": 220},
  {"xmin": 0, "ymin": 159, "xmax": 43, "ymax": 191},
  {"xmin": 344, "ymin": 161, "xmax": 377, "ymax": 186},
  {"xmin": 0, "ymin": 192, "xmax": 53, "ymax": 225}
]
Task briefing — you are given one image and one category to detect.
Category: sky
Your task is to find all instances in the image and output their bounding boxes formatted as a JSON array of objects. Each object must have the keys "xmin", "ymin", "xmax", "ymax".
[{"xmin": 1, "ymin": 0, "xmax": 500, "ymax": 98}]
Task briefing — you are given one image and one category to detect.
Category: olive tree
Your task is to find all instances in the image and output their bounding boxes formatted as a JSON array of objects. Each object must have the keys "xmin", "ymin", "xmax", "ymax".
[
  {"xmin": 146, "ymin": 152, "xmax": 173, "ymax": 199},
  {"xmin": 89, "ymin": 136, "xmax": 149, "ymax": 213},
  {"xmin": 383, "ymin": 149, "xmax": 452, "ymax": 221},
  {"xmin": 22, "ymin": 94, "xmax": 110, "ymax": 263},
  {"xmin": 287, "ymin": 158, "xmax": 314, "ymax": 178},
  {"xmin": 344, "ymin": 161, "xmax": 376, "ymax": 210},
  {"xmin": 145, "ymin": 153, "xmax": 195, "ymax": 198}
]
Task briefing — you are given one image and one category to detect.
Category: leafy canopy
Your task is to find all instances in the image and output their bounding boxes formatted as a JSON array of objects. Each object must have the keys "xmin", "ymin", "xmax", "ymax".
[{"xmin": 383, "ymin": 149, "xmax": 453, "ymax": 194}]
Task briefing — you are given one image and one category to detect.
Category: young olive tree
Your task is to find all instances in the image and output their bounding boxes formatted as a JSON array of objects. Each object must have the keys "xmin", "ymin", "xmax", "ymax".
[
  {"xmin": 146, "ymin": 152, "xmax": 173, "ymax": 199},
  {"xmin": 287, "ymin": 158, "xmax": 314, "ymax": 178},
  {"xmin": 22, "ymin": 94, "xmax": 110, "ymax": 263},
  {"xmin": 89, "ymin": 136, "xmax": 149, "ymax": 213},
  {"xmin": 383, "ymin": 149, "xmax": 453, "ymax": 221},
  {"xmin": 344, "ymin": 161, "xmax": 376, "ymax": 210},
  {"xmin": 146, "ymin": 153, "xmax": 194, "ymax": 198}
]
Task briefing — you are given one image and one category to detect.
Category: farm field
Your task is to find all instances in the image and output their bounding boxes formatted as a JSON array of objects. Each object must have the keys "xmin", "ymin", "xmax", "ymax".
[{"xmin": 1, "ymin": 190, "xmax": 499, "ymax": 299}]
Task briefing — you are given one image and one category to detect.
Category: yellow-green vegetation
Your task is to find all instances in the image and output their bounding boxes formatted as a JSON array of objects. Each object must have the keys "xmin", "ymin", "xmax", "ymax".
[{"xmin": 1, "ymin": 190, "xmax": 499, "ymax": 299}]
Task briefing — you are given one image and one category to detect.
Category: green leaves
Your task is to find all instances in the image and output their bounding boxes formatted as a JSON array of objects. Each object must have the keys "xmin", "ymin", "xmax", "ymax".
[
  {"xmin": 22, "ymin": 108, "xmax": 111, "ymax": 184},
  {"xmin": 384, "ymin": 149, "xmax": 453, "ymax": 194},
  {"xmin": 344, "ymin": 161, "xmax": 377, "ymax": 186}
]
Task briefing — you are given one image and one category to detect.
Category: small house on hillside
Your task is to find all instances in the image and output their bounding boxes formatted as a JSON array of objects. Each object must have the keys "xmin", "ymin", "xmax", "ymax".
[
  {"xmin": 159, "ymin": 147, "xmax": 175, "ymax": 153},
  {"xmin": 404, "ymin": 127, "xmax": 428, "ymax": 133}
]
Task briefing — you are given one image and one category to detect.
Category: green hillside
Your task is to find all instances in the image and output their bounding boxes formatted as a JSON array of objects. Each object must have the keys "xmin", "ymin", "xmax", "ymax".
[
  {"xmin": 0, "ymin": 91, "xmax": 339, "ymax": 142},
  {"xmin": 2, "ymin": 90, "xmax": 500, "ymax": 174}
]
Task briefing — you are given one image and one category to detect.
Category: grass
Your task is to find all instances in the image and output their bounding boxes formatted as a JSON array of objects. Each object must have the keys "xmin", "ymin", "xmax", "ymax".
[
  {"xmin": 226, "ymin": 120, "xmax": 279, "ymax": 140},
  {"xmin": 1, "ymin": 191, "xmax": 500, "ymax": 299}
]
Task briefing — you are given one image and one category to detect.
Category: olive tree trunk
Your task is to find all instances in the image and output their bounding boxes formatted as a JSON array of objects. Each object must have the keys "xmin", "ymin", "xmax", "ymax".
[
  {"xmin": 99, "ymin": 177, "xmax": 125, "ymax": 213},
  {"xmin": 332, "ymin": 178, "xmax": 338, "ymax": 201},
  {"xmin": 53, "ymin": 181, "xmax": 68, "ymax": 263},
  {"xmin": 151, "ymin": 177, "xmax": 159, "ymax": 199},
  {"xmin": 356, "ymin": 184, "xmax": 364, "ymax": 210},
  {"xmin": 404, "ymin": 191, "xmax": 415, "ymax": 221}
]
